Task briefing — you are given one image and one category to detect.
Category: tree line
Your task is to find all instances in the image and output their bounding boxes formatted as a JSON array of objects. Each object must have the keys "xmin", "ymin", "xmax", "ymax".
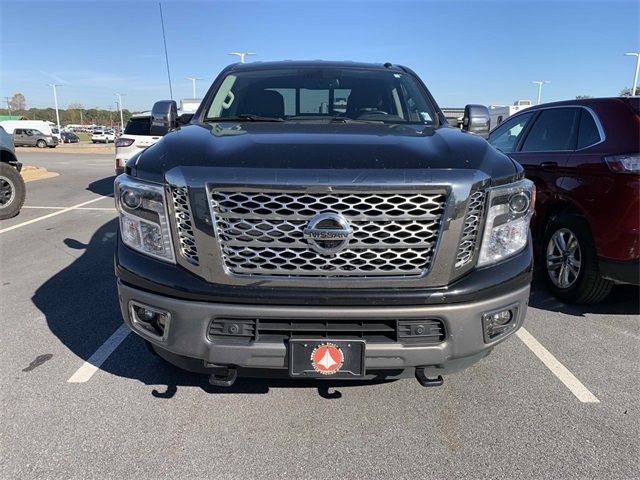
[{"xmin": 0, "ymin": 106, "xmax": 134, "ymax": 127}]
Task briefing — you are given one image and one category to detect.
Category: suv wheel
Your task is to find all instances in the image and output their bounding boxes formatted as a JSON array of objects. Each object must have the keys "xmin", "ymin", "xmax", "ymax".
[
  {"xmin": 0, "ymin": 163, "xmax": 26, "ymax": 220},
  {"xmin": 543, "ymin": 214, "xmax": 612, "ymax": 304},
  {"xmin": 36, "ymin": 139, "xmax": 47, "ymax": 148}
]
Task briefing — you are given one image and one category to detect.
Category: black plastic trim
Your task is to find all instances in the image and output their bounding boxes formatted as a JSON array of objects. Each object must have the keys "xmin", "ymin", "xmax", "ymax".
[
  {"xmin": 115, "ymin": 236, "xmax": 532, "ymax": 306},
  {"xmin": 599, "ymin": 257, "xmax": 640, "ymax": 286}
]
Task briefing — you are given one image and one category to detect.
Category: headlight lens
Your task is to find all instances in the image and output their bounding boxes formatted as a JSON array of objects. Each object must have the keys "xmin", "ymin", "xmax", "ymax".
[
  {"xmin": 477, "ymin": 179, "xmax": 536, "ymax": 267},
  {"xmin": 115, "ymin": 176, "xmax": 175, "ymax": 263}
]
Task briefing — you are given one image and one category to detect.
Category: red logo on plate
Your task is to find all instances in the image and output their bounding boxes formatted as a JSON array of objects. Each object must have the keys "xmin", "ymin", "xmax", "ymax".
[{"xmin": 310, "ymin": 343, "xmax": 344, "ymax": 375}]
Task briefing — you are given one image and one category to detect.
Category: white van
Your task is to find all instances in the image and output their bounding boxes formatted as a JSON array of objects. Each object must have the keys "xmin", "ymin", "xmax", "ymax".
[{"xmin": 0, "ymin": 120, "xmax": 62, "ymax": 143}]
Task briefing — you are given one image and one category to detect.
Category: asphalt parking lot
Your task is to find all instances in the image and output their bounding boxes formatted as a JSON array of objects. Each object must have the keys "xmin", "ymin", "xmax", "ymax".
[{"xmin": 1, "ymin": 152, "xmax": 638, "ymax": 479}]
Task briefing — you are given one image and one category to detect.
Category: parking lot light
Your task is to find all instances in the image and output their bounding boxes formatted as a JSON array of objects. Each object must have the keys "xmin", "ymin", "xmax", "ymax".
[
  {"xmin": 47, "ymin": 83, "xmax": 62, "ymax": 139},
  {"xmin": 624, "ymin": 52, "xmax": 640, "ymax": 96},
  {"xmin": 116, "ymin": 93, "xmax": 126, "ymax": 131},
  {"xmin": 532, "ymin": 80, "xmax": 550, "ymax": 105},
  {"xmin": 186, "ymin": 77, "xmax": 203, "ymax": 98}
]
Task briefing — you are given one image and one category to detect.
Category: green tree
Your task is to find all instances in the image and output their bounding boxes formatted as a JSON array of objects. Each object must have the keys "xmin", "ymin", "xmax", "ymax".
[
  {"xmin": 9, "ymin": 93, "xmax": 26, "ymax": 111},
  {"xmin": 619, "ymin": 87, "xmax": 638, "ymax": 96}
]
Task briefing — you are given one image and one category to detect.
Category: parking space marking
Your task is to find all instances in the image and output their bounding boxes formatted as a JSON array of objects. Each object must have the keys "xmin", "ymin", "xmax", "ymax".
[
  {"xmin": 23, "ymin": 206, "xmax": 117, "ymax": 211},
  {"xmin": 516, "ymin": 327, "xmax": 600, "ymax": 403},
  {"xmin": 67, "ymin": 324, "xmax": 131, "ymax": 383},
  {"xmin": 0, "ymin": 196, "xmax": 112, "ymax": 234}
]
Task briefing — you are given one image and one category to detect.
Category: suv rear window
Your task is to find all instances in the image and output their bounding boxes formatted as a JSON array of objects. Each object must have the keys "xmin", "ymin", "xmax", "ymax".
[
  {"xmin": 576, "ymin": 109, "xmax": 601, "ymax": 149},
  {"xmin": 125, "ymin": 117, "xmax": 152, "ymax": 135}
]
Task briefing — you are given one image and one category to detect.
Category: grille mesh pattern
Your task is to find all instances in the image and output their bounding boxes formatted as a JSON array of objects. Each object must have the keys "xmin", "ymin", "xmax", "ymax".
[
  {"xmin": 170, "ymin": 186, "xmax": 199, "ymax": 266},
  {"xmin": 455, "ymin": 190, "xmax": 485, "ymax": 268},
  {"xmin": 210, "ymin": 190, "xmax": 446, "ymax": 277}
]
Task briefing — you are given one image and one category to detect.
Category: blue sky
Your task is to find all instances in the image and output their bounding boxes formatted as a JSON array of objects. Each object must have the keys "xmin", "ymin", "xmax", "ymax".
[{"xmin": 1, "ymin": 0, "xmax": 638, "ymax": 112}]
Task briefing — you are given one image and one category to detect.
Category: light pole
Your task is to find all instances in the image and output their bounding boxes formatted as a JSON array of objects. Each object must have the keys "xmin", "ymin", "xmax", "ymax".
[
  {"xmin": 186, "ymin": 77, "xmax": 203, "ymax": 97},
  {"xmin": 47, "ymin": 83, "xmax": 62, "ymax": 134},
  {"xmin": 115, "ymin": 93, "xmax": 126, "ymax": 130},
  {"xmin": 624, "ymin": 52, "xmax": 640, "ymax": 96},
  {"xmin": 532, "ymin": 80, "xmax": 550, "ymax": 105},
  {"xmin": 228, "ymin": 52, "xmax": 256, "ymax": 63}
]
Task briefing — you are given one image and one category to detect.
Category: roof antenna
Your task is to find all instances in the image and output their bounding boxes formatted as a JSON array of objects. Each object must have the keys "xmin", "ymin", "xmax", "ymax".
[
  {"xmin": 384, "ymin": 62, "xmax": 393, "ymax": 69},
  {"xmin": 159, "ymin": 2, "xmax": 173, "ymax": 99}
]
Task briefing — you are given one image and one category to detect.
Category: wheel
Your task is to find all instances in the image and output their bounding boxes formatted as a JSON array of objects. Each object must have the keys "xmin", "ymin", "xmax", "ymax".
[
  {"xmin": 36, "ymin": 139, "xmax": 47, "ymax": 148},
  {"xmin": 543, "ymin": 214, "xmax": 612, "ymax": 304},
  {"xmin": 0, "ymin": 163, "xmax": 26, "ymax": 220},
  {"xmin": 92, "ymin": 140, "xmax": 97, "ymax": 144}
]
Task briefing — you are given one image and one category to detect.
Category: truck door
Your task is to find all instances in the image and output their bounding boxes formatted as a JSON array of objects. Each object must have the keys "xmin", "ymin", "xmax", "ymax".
[{"xmin": 13, "ymin": 129, "xmax": 25, "ymax": 146}]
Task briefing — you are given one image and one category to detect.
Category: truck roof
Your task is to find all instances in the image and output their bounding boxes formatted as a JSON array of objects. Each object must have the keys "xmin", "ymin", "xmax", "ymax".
[{"xmin": 226, "ymin": 60, "xmax": 405, "ymax": 72}]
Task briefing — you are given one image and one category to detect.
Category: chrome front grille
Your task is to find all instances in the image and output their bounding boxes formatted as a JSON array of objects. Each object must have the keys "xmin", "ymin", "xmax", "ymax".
[
  {"xmin": 455, "ymin": 190, "xmax": 485, "ymax": 268},
  {"xmin": 170, "ymin": 186, "xmax": 199, "ymax": 266},
  {"xmin": 209, "ymin": 189, "xmax": 447, "ymax": 277}
]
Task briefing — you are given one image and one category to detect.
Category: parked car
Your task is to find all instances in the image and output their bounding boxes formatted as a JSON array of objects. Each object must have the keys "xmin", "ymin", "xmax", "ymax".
[
  {"xmin": 61, "ymin": 131, "xmax": 80, "ymax": 143},
  {"xmin": 115, "ymin": 60, "xmax": 535, "ymax": 387},
  {"xmin": 488, "ymin": 97, "xmax": 639, "ymax": 303},
  {"xmin": 0, "ymin": 120, "xmax": 59, "ymax": 139},
  {"xmin": 12, "ymin": 128, "xmax": 58, "ymax": 148},
  {"xmin": 115, "ymin": 113, "xmax": 161, "ymax": 174},
  {"xmin": 0, "ymin": 126, "xmax": 26, "ymax": 220},
  {"xmin": 91, "ymin": 130, "xmax": 116, "ymax": 143}
]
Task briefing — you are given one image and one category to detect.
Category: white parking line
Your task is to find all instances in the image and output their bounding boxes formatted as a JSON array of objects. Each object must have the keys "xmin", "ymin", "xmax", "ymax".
[
  {"xmin": 0, "ymin": 196, "xmax": 111, "ymax": 234},
  {"xmin": 67, "ymin": 324, "xmax": 131, "ymax": 383},
  {"xmin": 516, "ymin": 327, "xmax": 600, "ymax": 403},
  {"xmin": 22, "ymin": 206, "xmax": 117, "ymax": 211}
]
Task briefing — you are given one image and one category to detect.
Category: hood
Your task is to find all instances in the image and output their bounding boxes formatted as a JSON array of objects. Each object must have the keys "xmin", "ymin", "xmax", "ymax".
[{"xmin": 131, "ymin": 121, "xmax": 518, "ymax": 184}]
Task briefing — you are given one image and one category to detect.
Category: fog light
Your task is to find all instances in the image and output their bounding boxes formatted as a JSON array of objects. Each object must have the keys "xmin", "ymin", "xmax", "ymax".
[
  {"xmin": 482, "ymin": 307, "xmax": 516, "ymax": 342},
  {"xmin": 130, "ymin": 302, "xmax": 170, "ymax": 340},
  {"xmin": 135, "ymin": 307, "xmax": 157, "ymax": 323}
]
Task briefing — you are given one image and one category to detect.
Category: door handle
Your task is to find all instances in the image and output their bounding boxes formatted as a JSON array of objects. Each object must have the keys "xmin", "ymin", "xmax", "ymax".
[{"xmin": 540, "ymin": 162, "xmax": 558, "ymax": 172}]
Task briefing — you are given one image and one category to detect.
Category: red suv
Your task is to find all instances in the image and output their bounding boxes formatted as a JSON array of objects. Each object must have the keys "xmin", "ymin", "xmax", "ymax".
[{"xmin": 488, "ymin": 97, "xmax": 639, "ymax": 303}]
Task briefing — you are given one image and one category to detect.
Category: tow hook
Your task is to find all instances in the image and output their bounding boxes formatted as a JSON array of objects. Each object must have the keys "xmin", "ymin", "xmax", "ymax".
[
  {"xmin": 415, "ymin": 368, "xmax": 444, "ymax": 387},
  {"xmin": 208, "ymin": 367, "xmax": 238, "ymax": 387}
]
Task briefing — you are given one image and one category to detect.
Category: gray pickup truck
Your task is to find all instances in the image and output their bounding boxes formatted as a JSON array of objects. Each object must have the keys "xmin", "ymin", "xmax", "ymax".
[
  {"xmin": 0, "ymin": 126, "xmax": 25, "ymax": 220},
  {"xmin": 115, "ymin": 61, "xmax": 534, "ymax": 387}
]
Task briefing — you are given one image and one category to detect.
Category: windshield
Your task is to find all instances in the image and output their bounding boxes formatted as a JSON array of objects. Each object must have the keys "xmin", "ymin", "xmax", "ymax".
[{"xmin": 205, "ymin": 67, "xmax": 438, "ymax": 125}]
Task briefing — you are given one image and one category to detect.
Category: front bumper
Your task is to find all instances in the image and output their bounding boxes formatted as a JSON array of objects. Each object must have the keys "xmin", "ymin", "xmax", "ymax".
[{"xmin": 118, "ymin": 280, "xmax": 530, "ymax": 377}]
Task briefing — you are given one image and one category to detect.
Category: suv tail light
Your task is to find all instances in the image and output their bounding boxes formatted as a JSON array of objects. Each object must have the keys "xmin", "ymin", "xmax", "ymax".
[
  {"xmin": 604, "ymin": 154, "xmax": 640, "ymax": 174},
  {"xmin": 116, "ymin": 137, "xmax": 135, "ymax": 147}
]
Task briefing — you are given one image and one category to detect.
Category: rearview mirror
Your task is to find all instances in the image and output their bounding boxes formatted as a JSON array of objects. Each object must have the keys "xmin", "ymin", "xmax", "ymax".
[
  {"xmin": 462, "ymin": 104, "xmax": 491, "ymax": 139},
  {"xmin": 150, "ymin": 100, "xmax": 178, "ymax": 136}
]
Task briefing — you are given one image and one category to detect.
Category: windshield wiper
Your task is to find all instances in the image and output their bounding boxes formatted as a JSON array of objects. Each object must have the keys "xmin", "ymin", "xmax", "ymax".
[
  {"xmin": 204, "ymin": 114, "xmax": 283, "ymax": 122},
  {"xmin": 286, "ymin": 116, "xmax": 384, "ymax": 124}
]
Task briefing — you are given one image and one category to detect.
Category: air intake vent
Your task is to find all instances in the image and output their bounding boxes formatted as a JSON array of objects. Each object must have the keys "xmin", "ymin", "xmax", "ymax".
[
  {"xmin": 207, "ymin": 318, "xmax": 446, "ymax": 345},
  {"xmin": 455, "ymin": 190, "xmax": 485, "ymax": 268},
  {"xmin": 170, "ymin": 186, "xmax": 199, "ymax": 266}
]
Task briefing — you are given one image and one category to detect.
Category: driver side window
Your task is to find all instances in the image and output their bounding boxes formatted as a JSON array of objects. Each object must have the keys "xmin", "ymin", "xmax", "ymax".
[{"xmin": 488, "ymin": 112, "xmax": 534, "ymax": 153}]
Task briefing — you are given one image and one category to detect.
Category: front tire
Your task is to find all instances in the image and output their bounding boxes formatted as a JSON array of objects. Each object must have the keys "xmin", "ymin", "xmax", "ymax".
[
  {"xmin": 0, "ymin": 163, "xmax": 26, "ymax": 220},
  {"xmin": 36, "ymin": 140, "xmax": 47, "ymax": 148},
  {"xmin": 543, "ymin": 214, "xmax": 612, "ymax": 304}
]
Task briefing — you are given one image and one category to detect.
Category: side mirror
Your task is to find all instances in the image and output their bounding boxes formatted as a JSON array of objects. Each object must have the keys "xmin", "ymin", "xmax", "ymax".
[
  {"xmin": 462, "ymin": 104, "xmax": 491, "ymax": 139},
  {"xmin": 178, "ymin": 113, "xmax": 194, "ymax": 125},
  {"xmin": 150, "ymin": 100, "xmax": 178, "ymax": 136}
]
